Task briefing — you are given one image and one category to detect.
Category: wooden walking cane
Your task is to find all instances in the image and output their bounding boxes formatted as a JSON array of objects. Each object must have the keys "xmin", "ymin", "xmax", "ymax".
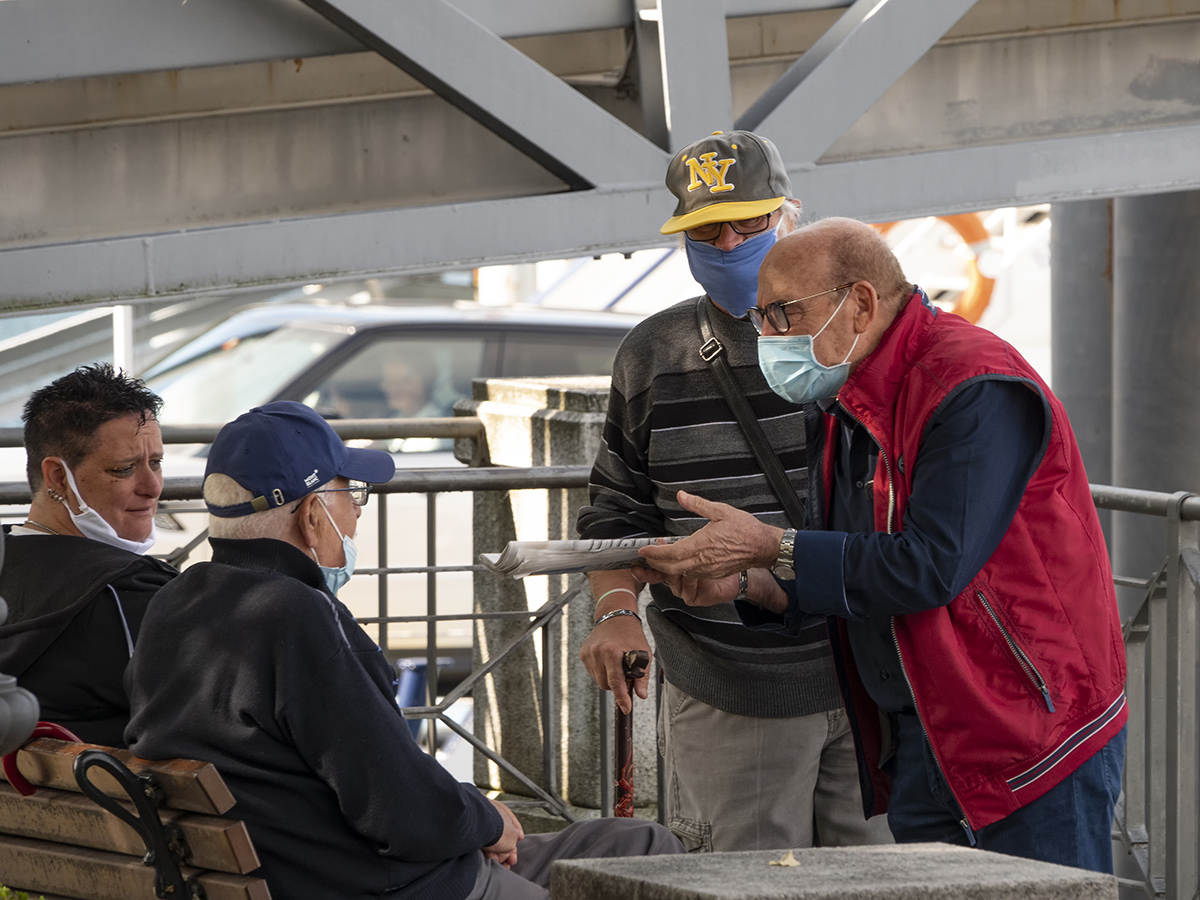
[{"xmin": 614, "ymin": 649, "xmax": 650, "ymax": 817}]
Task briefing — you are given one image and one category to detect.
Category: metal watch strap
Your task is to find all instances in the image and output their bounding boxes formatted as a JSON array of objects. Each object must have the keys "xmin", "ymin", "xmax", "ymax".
[
  {"xmin": 773, "ymin": 528, "xmax": 797, "ymax": 579},
  {"xmin": 694, "ymin": 297, "xmax": 805, "ymax": 529},
  {"xmin": 734, "ymin": 570, "xmax": 750, "ymax": 601}
]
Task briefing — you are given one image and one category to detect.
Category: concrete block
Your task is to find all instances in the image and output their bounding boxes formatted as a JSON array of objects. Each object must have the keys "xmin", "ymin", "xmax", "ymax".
[
  {"xmin": 459, "ymin": 376, "xmax": 659, "ymax": 810},
  {"xmin": 550, "ymin": 843, "xmax": 1117, "ymax": 900}
]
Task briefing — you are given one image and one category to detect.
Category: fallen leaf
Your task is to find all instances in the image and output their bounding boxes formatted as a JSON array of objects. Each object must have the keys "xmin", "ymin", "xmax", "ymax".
[{"xmin": 769, "ymin": 850, "xmax": 800, "ymax": 867}]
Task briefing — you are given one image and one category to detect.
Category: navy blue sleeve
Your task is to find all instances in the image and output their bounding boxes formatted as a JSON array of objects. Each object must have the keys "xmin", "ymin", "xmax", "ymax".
[{"xmin": 752, "ymin": 379, "xmax": 1047, "ymax": 624}]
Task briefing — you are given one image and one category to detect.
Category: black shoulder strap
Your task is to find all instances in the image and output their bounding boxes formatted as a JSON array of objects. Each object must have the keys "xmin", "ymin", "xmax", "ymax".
[{"xmin": 694, "ymin": 297, "xmax": 805, "ymax": 529}]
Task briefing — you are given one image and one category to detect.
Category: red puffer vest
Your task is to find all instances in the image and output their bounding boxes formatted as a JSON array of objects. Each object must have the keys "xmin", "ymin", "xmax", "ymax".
[{"xmin": 827, "ymin": 291, "xmax": 1127, "ymax": 830}]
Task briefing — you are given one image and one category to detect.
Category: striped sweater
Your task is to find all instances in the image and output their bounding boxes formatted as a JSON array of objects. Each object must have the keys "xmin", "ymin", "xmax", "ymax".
[{"xmin": 577, "ymin": 297, "xmax": 840, "ymax": 718}]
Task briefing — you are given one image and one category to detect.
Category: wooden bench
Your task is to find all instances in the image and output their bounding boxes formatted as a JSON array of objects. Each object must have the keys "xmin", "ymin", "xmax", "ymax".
[{"xmin": 0, "ymin": 738, "xmax": 269, "ymax": 900}]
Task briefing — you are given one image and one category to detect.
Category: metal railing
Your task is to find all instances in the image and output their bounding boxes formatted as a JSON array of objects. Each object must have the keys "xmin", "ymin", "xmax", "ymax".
[
  {"xmin": 0, "ymin": 417, "xmax": 590, "ymax": 823},
  {"xmin": 1093, "ymin": 486, "xmax": 1200, "ymax": 900},
  {"xmin": 3, "ymin": 422, "xmax": 1199, "ymax": 883}
]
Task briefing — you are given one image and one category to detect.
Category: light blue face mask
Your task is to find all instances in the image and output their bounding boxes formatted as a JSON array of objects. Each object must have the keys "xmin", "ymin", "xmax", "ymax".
[
  {"xmin": 312, "ymin": 496, "xmax": 357, "ymax": 596},
  {"xmin": 684, "ymin": 227, "xmax": 778, "ymax": 318},
  {"xmin": 757, "ymin": 290, "xmax": 859, "ymax": 404}
]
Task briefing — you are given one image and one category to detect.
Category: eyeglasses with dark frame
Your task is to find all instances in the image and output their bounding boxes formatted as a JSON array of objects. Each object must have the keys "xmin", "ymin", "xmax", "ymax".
[
  {"xmin": 748, "ymin": 283, "xmax": 857, "ymax": 335},
  {"xmin": 311, "ymin": 480, "xmax": 372, "ymax": 507},
  {"xmin": 685, "ymin": 212, "xmax": 776, "ymax": 243}
]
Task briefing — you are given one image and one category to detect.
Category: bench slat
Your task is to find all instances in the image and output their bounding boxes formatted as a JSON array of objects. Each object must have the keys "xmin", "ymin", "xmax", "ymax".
[
  {"xmin": 0, "ymin": 739, "xmax": 235, "ymax": 814},
  {"xmin": 0, "ymin": 835, "xmax": 269, "ymax": 900},
  {"xmin": 0, "ymin": 783, "xmax": 260, "ymax": 874}
]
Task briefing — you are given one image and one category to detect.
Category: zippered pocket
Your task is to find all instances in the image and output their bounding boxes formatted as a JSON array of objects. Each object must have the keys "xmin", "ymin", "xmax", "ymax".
[{"xmin": 975, "ymin": 590, "xmax": 1056, "ymax": 713}]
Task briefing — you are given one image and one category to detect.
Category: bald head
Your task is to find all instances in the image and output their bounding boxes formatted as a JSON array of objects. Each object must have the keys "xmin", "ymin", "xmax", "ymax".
[{"xmin": 761, "ymin": 217, "xmax": 912, "ymax": 317}]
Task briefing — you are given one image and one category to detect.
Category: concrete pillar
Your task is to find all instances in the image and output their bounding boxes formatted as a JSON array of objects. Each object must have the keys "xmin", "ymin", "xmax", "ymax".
[
  {"xmin": 1112, "ymin": 189, "xmax": 1200, "ymax": 619},
  {"xmin": 456, "ymin": 376, "xmax": 658, "ymax": 817},
  {"xmin": 1050, "ymin": 199, "xmax": 1114, "ymax": 543}
]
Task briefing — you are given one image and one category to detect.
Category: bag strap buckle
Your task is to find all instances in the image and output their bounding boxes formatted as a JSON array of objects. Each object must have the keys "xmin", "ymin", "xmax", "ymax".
[{"xmin": 699, "ymin": 337, "xmax": 724, "ymax": 362}]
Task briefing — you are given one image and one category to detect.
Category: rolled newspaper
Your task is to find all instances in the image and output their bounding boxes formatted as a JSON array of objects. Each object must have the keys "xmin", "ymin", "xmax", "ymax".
[{"xmin": 480, "ymin": 536, "xmax": 682, "ymax": 579}]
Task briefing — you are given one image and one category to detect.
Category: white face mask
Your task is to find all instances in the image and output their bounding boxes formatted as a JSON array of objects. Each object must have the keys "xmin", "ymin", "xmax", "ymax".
[
  {"xmin": 58, "ymin": 463, "xmax": 157, "ymax": 555},
  {"xmin": 310, "ymin": 495, "xmax": 357, "ymax": 596}
]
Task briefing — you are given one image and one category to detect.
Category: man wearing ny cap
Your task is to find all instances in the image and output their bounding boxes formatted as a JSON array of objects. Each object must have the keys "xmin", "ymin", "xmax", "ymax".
[
  {"xmin": 577, "ymin": 132, "xmax": 890, "ymax": 850},
  {"xmin": 126, "ymin": 401, "xmax": 680, "ymax": 900}
]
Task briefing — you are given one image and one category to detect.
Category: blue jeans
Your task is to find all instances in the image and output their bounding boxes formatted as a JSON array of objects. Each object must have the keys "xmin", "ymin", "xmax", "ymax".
[{"xmin": 884, "ymin": 711, "xmax": 1126, "ymax": 873}]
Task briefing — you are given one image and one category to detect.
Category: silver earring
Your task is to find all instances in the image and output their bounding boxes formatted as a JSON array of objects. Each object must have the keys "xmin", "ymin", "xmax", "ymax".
[{"xmin": 48, "ymin": 488, "xmax": 65, "ymax": 502}]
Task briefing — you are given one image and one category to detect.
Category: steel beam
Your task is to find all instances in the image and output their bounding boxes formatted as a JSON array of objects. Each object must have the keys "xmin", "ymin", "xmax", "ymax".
[
  {"xmin": 0, "ymin": 122, "xmax": 1182, "ymax": 310},
  {"xmin": 295, "ymin": 0, "xmax": 666, "ymax": 190},
  {"xmin": 0, "ymin": 187, "xmax": 675, "ymax": 313},
  {"xmin": 0, "ymin": 0, "xmax": 627, "ymax": 87},
  {"xmin": 4, "ymin": 119, "xmax": 1200, "ymax": 311},
  {"xmin": 0, "ymin": 0, "xmax": 853, "ymax": 88},
  {"xmin": 790, "ymin": 120, "xmax": 1200, "ymax": 221},
  {"xmin": 647, "ymin": 0, "xmax": 734, "ymax": 151},
  {"xmin": 737, "ymin": 0, "xmax": 978, "ymax": 164}
]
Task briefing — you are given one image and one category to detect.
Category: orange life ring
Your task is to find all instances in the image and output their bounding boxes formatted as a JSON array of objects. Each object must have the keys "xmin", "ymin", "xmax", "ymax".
[{"xmin": 874, "ymin": 214, "xmax": 995, "ymax": 324}]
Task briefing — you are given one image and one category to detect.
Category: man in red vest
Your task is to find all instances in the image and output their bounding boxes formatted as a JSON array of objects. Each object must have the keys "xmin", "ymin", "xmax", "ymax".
[{"xmin": 640, "ymin": 217, "xmax": 1127, "ymax": 873}]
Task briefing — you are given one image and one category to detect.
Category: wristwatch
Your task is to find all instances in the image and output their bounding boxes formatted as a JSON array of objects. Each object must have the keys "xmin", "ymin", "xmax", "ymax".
[
  {"xmin": 772, "ymin": 528, "xmax": 797, "ymax": 580},
  {"xmin": 734, "ymin": 570, "xmax": 750, "ymax": 602}
]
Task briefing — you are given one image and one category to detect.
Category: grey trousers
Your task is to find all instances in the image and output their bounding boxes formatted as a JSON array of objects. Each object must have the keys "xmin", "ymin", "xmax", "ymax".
[
  {"xmin": 463, "ymin": 817, "xmax": 684, "ymax": 900},
  {"xmin": 659, "ymin": 680, "xmax": 894, "ymax": 852}
]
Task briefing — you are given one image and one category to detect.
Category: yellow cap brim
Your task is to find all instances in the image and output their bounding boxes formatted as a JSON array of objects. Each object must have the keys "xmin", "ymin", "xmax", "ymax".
[{"xmin": 660, "ymin": 197, "xmax": 785, "ymax": 235}]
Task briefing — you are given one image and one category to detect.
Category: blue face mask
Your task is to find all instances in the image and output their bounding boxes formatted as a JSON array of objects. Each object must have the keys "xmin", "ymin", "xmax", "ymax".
[
  {"xmin": 684, "ymin": 227, "xmax": 778, "ymax": 318},
  {"xmin": 757, "ymin": 290, "xmax": 860, "ymax": 404},
  {"xmin": 312, "ymin": 496, "xmax": 357, "ymax": 596}
]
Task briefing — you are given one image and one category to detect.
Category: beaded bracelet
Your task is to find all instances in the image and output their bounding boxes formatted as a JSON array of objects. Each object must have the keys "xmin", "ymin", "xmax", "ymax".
[{"xmin": 592, "ymin": 608, "xmax": 642, "ymax": 629}]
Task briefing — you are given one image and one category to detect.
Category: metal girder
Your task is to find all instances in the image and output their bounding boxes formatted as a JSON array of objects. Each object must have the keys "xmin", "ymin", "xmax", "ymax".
[
  {"xmin": 0, "ymin": 0, "xmax": 848, "ymax": 87},
  {"xmin": 295, "ymin": 0, "xmax": 666, "ymax": 190},
  {"xmin": 791, "ymin": 120, "xmax": 1200, "ymax": 221},
  {"xmin": 641, "ymin": 0, "xmax": 734, "ymax": 152},
  {"xmin": 0, "ymin": 187, "xmax": 674, "ymax": 314},
  {"xmin": 737, "ymin": 0, "xmax": 979, "ymax": 165},
  {"xmin": 5, "ymin": 119, "xmax": 1200, "ymax": 313}
]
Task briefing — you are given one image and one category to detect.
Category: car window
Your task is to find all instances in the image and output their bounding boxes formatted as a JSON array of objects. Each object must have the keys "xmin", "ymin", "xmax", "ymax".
[
  {"xmin": 499, "ymin": 330, "xmax": 625, "ymax": 378},
  {"xmin": 299, "ymin": 334, "xmax": 489, "ymax": 452},
  {"xmin": 148, "ymin": 326, "xmax": 347, "ymax": 425}
]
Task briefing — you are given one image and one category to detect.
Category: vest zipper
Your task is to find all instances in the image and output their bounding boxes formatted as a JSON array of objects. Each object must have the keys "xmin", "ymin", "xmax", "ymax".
[
  {"xmin": 975, "ymin": 590, "xmax": 1056, "ymax": 713},
  {"xmin": 890, "ymin": 618, "xmax": 976, "ymax": 842},
  {"xmin": 834, "ymin": 403, "xmax": 969, "ymax": 832}
]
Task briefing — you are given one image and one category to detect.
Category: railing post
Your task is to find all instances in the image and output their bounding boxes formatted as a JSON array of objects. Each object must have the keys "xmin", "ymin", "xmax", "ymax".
[
  {"xmin": 1165, "ymin": 493, "xmax": 1199, "ymax": 900},
  {"xmin": 426, "ymin": 492, "xmax": 439, "ymax": 755},
  {"xmin": 1147, "ymin": 567, "xmax": 1169, "ymax": 895},
  {"xmin": 1120, "ymin": 597, "xmax": 1150, "ymax": 884},
  {"xmin": 377, "ymin": 492, "xmax": 390, "ymax": 654}
]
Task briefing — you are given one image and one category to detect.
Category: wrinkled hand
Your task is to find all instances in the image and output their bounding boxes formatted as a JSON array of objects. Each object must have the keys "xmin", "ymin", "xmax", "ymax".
[
  {"xmin": 483, "ymin": 799, "xmax": 524, "ymax": 868},
  {"xmin": 662, "ymin": 570, "xmax": 740, "ymax": 607},
  {"xmin": 579, "ymin": 615, "xmax": 651, "ymax": 715},
  {"xmin": 638, "ymin": 491, "xmax": 782, "ymax": 579},
  {"xmin": 579, "ymin": 572, "xmax": 649, "ymax": 715}
]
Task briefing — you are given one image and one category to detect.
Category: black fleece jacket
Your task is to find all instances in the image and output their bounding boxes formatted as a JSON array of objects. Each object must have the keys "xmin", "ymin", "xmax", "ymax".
[
  {"xmin": 0, "ymin": 530, "xmax": 177, "ymax": 746},
  {"xmin": 125, "ymin": 537, "xmax": 502, "ymax": 900}
]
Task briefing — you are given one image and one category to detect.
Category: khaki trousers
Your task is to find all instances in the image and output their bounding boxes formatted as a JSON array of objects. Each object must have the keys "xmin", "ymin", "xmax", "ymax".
[{"xmin": 659, "ymin": 680, "xmax": 893, "ymax": 852}]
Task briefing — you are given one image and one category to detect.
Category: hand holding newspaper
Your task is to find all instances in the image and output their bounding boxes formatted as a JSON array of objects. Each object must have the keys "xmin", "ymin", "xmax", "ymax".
[{"xmin": 480, "ymin": 537, "xmax": 682, "ymax": 579}]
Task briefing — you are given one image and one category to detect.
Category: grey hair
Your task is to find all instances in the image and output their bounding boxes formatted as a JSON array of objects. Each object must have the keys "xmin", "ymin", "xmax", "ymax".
[{"xmin": 204, "ymin": 473, "xmax": 336, "ymax": 540}]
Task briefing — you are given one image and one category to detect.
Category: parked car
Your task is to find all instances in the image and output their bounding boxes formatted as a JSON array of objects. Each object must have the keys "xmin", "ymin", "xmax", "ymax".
[
  {"xmin": 141, "ymin": 302, "xmax": 641, "ymax": 663},
  {"xmin": 143, "ymin": 302, "xmax": 637, "ymax": 437}
]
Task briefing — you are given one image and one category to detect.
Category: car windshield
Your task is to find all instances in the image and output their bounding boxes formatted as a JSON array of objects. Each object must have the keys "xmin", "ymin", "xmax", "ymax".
[{"xmin": 147, "ymin": 325, "xmax": 348, "ymax": 425}]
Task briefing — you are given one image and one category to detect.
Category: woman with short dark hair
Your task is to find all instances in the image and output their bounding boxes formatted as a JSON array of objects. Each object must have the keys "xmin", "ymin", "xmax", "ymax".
[{"xmin": 0, "ymin": 364, "xmax": 177, "ymax": 746}]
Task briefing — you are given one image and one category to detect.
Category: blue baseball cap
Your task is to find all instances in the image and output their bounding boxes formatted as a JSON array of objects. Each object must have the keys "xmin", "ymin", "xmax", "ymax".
[{"xmin": 205, "ymin": 401, "xmax": 396, "ymax": 518}]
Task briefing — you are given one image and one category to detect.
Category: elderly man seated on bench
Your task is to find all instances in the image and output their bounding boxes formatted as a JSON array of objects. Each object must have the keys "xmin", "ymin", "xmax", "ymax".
[{"xmin": 125, "ymin": 401, "xmax": 681, "ymax": 900}]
